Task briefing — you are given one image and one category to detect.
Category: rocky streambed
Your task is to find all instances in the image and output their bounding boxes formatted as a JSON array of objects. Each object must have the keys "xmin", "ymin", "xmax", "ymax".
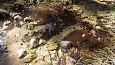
[{"xmin": 0, "ymin": 0, "xmax": 115, "ymax": 65}]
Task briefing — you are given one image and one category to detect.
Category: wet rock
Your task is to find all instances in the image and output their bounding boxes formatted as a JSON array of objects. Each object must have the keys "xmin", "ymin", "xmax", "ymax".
[
  {"xmin": 39, "ymin": 39, "xmax": 46, "ymax": 45},
  {"xmin": 29, "ymin": 38, "xmax": 39, "ymax": 49},
  {"xmin": 22, "ymin": 53, "xmax": 37, "ymax": 63},
  {"xmin": 24, "ymin": 17, "xmax": 33, "ymax": 23},
  {"xmin": 10, "ymin": 13, "xmax": 20, "ymax": 18},
  {"xmin": 60, "ymin": 41, "xmax": 72, "ymax": 49},
  {"xmin": 14, "ymin": 15, "xmax": 22, "ymax": 21},
  {"xmin": 17, "ymin": 48, "xmax": 27, "ymax": 59}
]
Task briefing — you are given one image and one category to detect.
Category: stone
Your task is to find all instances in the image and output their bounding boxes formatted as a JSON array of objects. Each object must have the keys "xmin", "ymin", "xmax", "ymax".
[
  {"xmin": 90, "ymin": 29, "xmax": 96, "ymax": 37},
  {"xmin": 39, "ymin": 39, "xmax": 46, "ymax": 45},
  {"xmin": 0, "ymin": 31, "xmax": 6, "ymax": 36},
  {"xmin": 58, "ymin": 49, "xmax": 64, "ymax": 58},
  {"xmin": 29, "ymin": 38, "xmax": 39, "ymax": 49},
  {"xmin": 24, "ymin": 17, "xmax": 33, "ymax": 23},
  {"xmin": 14, "ymin": 15, "xmax": 22, "ymax": 21},
  {"xmin": 50, "ymin": 50, "xmax": 58, "ymax": 59},
  {"xmin": 3, "ymin": 20, "xmax": 11, "ymax": 26},
  {"xmin": 82, "ymin": 34, "xmax": 86, "ymax": 38},
  {"xmin": 15, "ymin": 33, "xmax": 20, "ymax": 37},
  {"xmin": 60, "ymin": 41, "xmax": 72, "ymax": 49},
  {"xmin": 66, "ymin": 56, "xmax": 75, "ymax": 65},
  {"xmin": 20, "ymin": 21, "xmax": 25, "ymax": 26},
  {"xmin": 22, "ymin": 53, "xmax": 37, "ymax": 63},
  {"xmin": 2, "ymin": 21, "xmax": 11, "ymax": 30},
  {"xmin": 21, "ymin": 24, "xmax": 28, "ymax": 29},
  {"xmin": 96, "ymin": 26, "xmax": 101, "ymax": 29},
  {"xmin": 17, "ymin": 48, "xmax": 27, "ymax": 59},
  {"xmin": 2, "ymin": 26, "xmax": 9, "ymax": 31}
]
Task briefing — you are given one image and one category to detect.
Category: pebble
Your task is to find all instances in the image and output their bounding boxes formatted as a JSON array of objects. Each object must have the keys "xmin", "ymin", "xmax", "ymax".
[
  {"xmin": 60, "ymin": 41, "xmax": 72, "ymax": 49},
  {"xmin": 2, "ymin": 26, "xmax": 9, "ymax": 31},
  {"xmin": 17, "ymin": 48, "xmax": 27, "ymax": 59},
  {"xmin": 22, "ymin": 53, "xmax": 37, "ymax": 63},
  {"xmin": 3, "ymin": 20, "xmax": 11, "ymax": 26},
  {"xmin": 90, "ymin": 29, "xmax": 96, "ymax": 37},
  {"xmin": 24, "ymin": 17, "xmax": 33, "ymax": 23},
  {"xmin": 14, "ymin": 15, "xmax": 22, "ymax": 21},
  {"xmin": 66, "ymin": 56, "xmax": 75, "ymax": 65},
  {"xmin": 82, "ymin": 34, "xmax": 86, "ymax": 38},
  {"xmin": 39, "ymin": 39, "xmax": 46, "ymax": 45},
  {"xmin": 96, "ymin": 26, "xmax": 101, "ymax": 29},
  {"xmin": 29, "ymin": 38, "xmax": 39, "ymax": 49}
]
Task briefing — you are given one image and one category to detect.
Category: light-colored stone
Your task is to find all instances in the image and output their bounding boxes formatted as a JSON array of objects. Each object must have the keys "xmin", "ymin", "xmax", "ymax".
[
  {"xmin": 39, "ymin": 39, "xmax": 46, "ymax": 45},
  {"xmin": 58, "ymin": 49, "xmax": 64, "ymax": 58},
  {"xmin": 3, "ymin": 20, "xmax": 11, "ymax": 26},
  {"xmin": 15, "ymin": 33, "xmax": 20, "ymax": 37},
  {"xmin": 17, "ymin": 48, "xmax": 27, "ymax": 59},
  {"xmin": 24, "ymin": 17, "xmax": 33, "ymax": 22},
  {"xmin": 82, "ymin": 34, "xmax": 86, "ymax": 38},
  {"xmin": 22, "ymin": 53, "xmax": 37, "ymax": 63},
  {"xmin": 2, "ymin": 26, "xmax": 9, "ymax": 30},
  {"xmin": 96, "ymin": 26, "xmax": 101, "ymax": 29},
  {"xmin": 66, "ymin": 56, "xmax": 75, "ymax": 65},
  {"xmin": 60, "ymin": 41, "xmax": 72, "ymax": 49},
  {"xmin": 14, "ymin": 15, "xmax": 22, "ymax": 21},
  {"xmin": 29, "ymin": 38, "xmax": 39, "ymax": 49}
]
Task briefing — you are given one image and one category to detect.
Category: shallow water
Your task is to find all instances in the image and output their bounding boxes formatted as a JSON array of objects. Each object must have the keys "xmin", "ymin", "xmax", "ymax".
[{"xmin": 0, "ymin": 36, "xmax": 5, "ymax": 64}]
